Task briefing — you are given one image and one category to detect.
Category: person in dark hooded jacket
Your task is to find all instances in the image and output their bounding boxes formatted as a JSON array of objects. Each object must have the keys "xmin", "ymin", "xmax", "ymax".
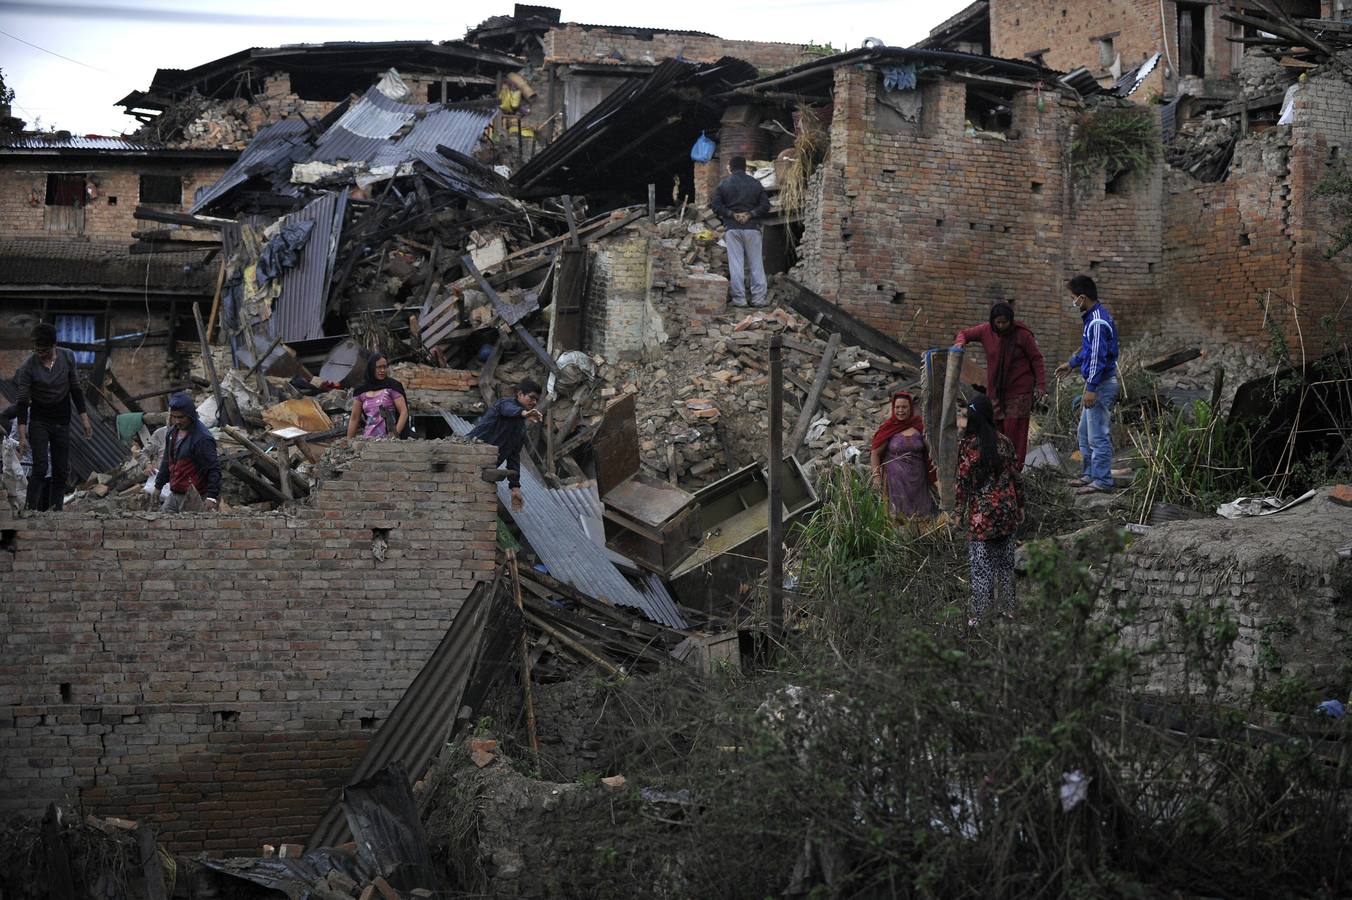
[
  {"xmin": 954, "ymin": 300, "xmax": 1046, "ymax": 470},
  {"xmin": 155, "ymin": 392, "xmax": 221, "ymax": 511}
]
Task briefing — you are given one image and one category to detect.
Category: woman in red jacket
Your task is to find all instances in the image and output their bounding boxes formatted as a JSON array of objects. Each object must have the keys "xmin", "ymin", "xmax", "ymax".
[{"xmin": 954, "ymin": 301, "xmax": 1046, "ymax": 469}]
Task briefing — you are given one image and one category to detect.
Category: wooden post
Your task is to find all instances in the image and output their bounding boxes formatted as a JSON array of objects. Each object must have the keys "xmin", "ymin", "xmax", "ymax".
[
  {"xmin": 787, "ymin": 332, "xmax": 841, "ymax": 455},
  {"xmin": 561, "ymin": 194, "xmax": 580, "ymax": 248},
  {"xmin": 768, "ymin": 334, "xmax": 784, "ymax": 642},
  {"xmin": 647, "ymin": 183, "xmax": 656, "ymax": 222},
  {"xmin": 938, "ymin": 345, "xmax": 965, "ymax": 510},
  {"xmin": 192, "ymin": 302, "xmax": 230, "ymax": 426},
  {"xmin": 204, "ymin": 259, "xmax": 226, "ymax": 344},
  {"xmin": 507, "ymin": 551, "xmax": 541, "ymax": 765}
]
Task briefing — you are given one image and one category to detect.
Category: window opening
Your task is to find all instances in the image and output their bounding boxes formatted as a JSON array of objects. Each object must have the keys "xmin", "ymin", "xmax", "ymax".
[
  {"xmin": 53, "ymin": 314, "xmax": 97, "ymax": 364},
  {"xmin": 964, "ymin": 84, "xmax": 1014, "ymax": 135},
  {"xmin": 1178, "ymin": 3, "xmax": 1208, "ymax": 77},
  {"xmin": 139, "ymin": 173, "xmax": 182, "ymax": 205}
]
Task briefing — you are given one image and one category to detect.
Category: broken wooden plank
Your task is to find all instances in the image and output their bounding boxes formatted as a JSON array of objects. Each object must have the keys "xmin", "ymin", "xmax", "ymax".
[
  {"xmin": 191, "ymin": 301, "xmax": 232, "ymax": 427},
  {"xmin": 136, "ymin": 824, "xmax": 168, "ymax": 900},
  {"xmin": 225, "ymin": 458, "xmax": 288, "ymax": 503},
  {"xmin": 461, "ymin": 255, "xmax": 562, "ymax": 378},
  {"xmin": 788, "ymin": 332, "xmax": 841, "ymax": 455},
  {"xmin": 1144, "ymin": 346, "xmax": 1202, "ymax": 373},
  {"xmin": 774, "ymin": 274, "xmax": 920, "ymax": 367},
  {"xmin": 132, "ymin": 206, "xmax": 227, "ymax": 230}
]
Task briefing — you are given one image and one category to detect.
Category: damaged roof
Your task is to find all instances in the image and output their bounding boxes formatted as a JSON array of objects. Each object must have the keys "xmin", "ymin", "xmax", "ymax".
[
  {"xmin": 511, "ymin": 56, "xmax": 757, "ymax": 198},
  {"xmin": 191, "ymin": 86, "xmax": 499, "ymax": 215},
  {"xmin": 0, "ymin": 240, "xmax": 217, "ymax": 293},
  {"xmin": 118, "ymin": 41, "xmax": 523, "ymax": 110},
  {"xmin": 746, "ymin": 45, "xmax": 1054, "ymax": 97}
]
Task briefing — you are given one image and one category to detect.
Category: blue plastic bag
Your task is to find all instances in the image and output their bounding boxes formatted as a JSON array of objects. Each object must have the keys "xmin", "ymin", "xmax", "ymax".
[{"xmin": 690, "ymin": 131, "xmax": 715, "ymax": 163}]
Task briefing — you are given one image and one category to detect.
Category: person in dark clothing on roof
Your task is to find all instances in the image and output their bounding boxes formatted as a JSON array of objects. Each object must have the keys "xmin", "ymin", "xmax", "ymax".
[
  {"xmin": 954, "ymin": 300, "xmax": 1046, "ymax": 470},
  {"xmin": 14, "ymin": 322, "xmax": 92, "ymax": 511},
  {"xmin": 468, "ymin": 378, "xmax": 542, "ymax": 510},
  {"xmin": 712, "ymin": 155, "xmax": 772, "ymax": 308},
  {"xmin": 155, "ymin": 392, "xmax": 221, "ymax": 512}
]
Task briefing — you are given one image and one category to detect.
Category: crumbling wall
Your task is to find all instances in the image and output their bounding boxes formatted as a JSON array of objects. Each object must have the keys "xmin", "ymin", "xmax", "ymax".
[
  {"xmin": 166, "ymin": 74, "xmax": 338, "ymax": 150},
  {"xmin": 0, "ymin": 439, "xmax": 498, "ymax": 855},
  {"xmin": 0, "ymin": 160, "xmax": 229, "ymax": 242},
  {"xmin": 542, "ymin": 26, "xmax": 812, "ymax": 70},
  {"xmin": 1289, "ymin": 69, "xmax": 1352, "ymax": 347},
  {"xmin": 793, "ymin": 68, "xmax": 1163, "ymax": 361},
  {"xmin": 1162, "ymin": 129, "xmax": 1295, "ymax": 346},
  {"xmin": 585, "ymin": 226, "xmax": 669, "ymax": 361},
  {"xmin": 991, "ymin": 0, "xmax": 1207, "ymax": 98},
  {"xmin": 1111, "ymin": 490, "xmax": 1352, "ymax": 700}
]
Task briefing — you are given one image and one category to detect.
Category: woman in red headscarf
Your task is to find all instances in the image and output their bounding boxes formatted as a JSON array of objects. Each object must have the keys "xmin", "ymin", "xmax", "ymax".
[{"xmin": 869, "ymin": 391, "xmax": 938, "ymax": 519}]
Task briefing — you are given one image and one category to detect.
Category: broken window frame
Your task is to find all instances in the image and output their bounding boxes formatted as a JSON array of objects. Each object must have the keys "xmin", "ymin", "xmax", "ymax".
[
  {"xmin": 964, "ymin": 83, "xmax": 1016, "ymax": 137},
  {"xmin": 1177, "ymin": 2, "xmax": 1209, "ymax": 78}
]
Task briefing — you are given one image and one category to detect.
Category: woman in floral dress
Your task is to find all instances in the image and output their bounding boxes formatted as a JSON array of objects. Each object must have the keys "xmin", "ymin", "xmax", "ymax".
[
  {"xmin": 869, "ymin": 391, "xmax": 937, "ymax": 519},
  {"xmin": 346, "ymin": 352, "xmax": 409, "ymax": 440},
  {"xmin": 955, "ymin": 394, "xmax": 1025, "ymax": 625}
]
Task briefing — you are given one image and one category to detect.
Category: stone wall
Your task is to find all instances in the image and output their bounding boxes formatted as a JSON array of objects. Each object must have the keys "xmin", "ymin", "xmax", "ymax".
[
  {"xmin": 542, "ymin": 25, "xmax": 812, "ymax": 70},
  {"xmin": 1110, "ymin": 490, "xmax": 1352, "ymax": 700},
  {"xmin": 0, "ymin": 159, "xmax": 229, "ymax": 242},
  {"xmin": 0, "ymin": 439, "xmax": 498, "ymax": 855}
]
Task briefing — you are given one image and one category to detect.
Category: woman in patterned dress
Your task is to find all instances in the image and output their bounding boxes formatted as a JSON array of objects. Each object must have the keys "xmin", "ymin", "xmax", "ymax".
[
  {"xmin": 869, "ymin": 391, "xmax": 937, "ymax": 519},
  {"xmin": 955, "ymin": 393, "xmax": 1025, "ymax": 625},
  {"xmin": 346, "ymin": 352, "xmax": 409, "ymax": 440}
]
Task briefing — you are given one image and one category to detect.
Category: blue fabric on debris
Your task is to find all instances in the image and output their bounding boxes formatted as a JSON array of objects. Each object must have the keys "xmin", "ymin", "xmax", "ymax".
[
  {"xmin": 1315, "ymin": 699, "xmax": 1346, "ymax": 719},
  {"xmin": 882, "ymin": 64, "xmax": 917, "ymax": 92},
  {"xmin": 255, "ymin": 220, "xmax": 316, "ymax": 286}
]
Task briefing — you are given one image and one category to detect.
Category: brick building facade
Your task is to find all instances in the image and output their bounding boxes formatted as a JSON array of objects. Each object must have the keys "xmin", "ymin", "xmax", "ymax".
[
  {"xmin": 788, "ymin": 65, "xmax": 1162, "ymax": 362},
  {"xmin": 0, "ymin": 439, "xmax": 498, "ymax": 855}
]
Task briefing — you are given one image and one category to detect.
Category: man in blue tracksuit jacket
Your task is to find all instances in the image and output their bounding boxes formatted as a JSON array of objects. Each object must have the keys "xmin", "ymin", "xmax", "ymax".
[{"xmin": 1055, "ymin": 275, "xmax": 1119, "ymax": 493}]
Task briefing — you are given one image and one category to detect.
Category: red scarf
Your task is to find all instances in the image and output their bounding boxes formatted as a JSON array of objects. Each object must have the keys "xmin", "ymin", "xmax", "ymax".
[
  {"xmin": 872, "ymin": 392, "xmax": 937, "ymax": 485},
  {"xmin": 870, "ymin": 392, "xmax": 925, "ymax": 451}
]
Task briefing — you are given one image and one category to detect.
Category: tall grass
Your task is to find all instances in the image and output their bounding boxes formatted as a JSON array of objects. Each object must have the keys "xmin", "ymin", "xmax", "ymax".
[{"xmin": 1131, "ymin": 398, "xmax": 1259, "ymax": 520}]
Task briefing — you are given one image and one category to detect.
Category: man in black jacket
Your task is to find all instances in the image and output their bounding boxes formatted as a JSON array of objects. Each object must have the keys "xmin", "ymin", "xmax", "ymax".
[
  {"xmin": 711, "ymin": 156, "xmax": 772, "ymax": 308},
  {"xmin": 14, "ymin": 322, "xmax": 92, "ymax": 511}
]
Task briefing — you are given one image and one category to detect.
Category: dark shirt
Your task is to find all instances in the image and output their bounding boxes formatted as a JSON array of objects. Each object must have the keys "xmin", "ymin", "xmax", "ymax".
[
  {"xmin": 14, "ymin": 348, "xmax": 88, "ymax": 424},
  {"xmin": 467, "ymin": 397, "xmax": 528, "ymax": 488},
  {"xmin": 155, "ymin": 421, "xmax": 221, "ymax": 501},
  {"xmin": 712, "ymin": 171, "xmax": 771, "ymax": 231}
]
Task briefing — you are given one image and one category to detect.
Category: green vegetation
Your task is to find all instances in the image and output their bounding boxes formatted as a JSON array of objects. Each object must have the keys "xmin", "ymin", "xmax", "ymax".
[{"xmin": 1072, "ymin": 102, "xmax": 1160, "ymax": 180}]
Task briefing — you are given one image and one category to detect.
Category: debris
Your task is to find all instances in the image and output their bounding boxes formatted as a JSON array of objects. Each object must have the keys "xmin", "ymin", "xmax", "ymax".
[
  {"xmin": 1059, "ymin": 770, "xmax": 1091, "ymax": 812},
  {"xmin": 1216, "ymin": 490, "xmax": 1316, "ymax": 519}
]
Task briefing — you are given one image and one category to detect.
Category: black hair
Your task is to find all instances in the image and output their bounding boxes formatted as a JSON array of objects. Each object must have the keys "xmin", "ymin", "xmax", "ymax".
[
  {"xmin": 989, "ymin": 301, "xmax": 1014, "ymax": 326},
  {"xmin": 963, "ymin": 393, "xmax": 1001, "ymax": 480},
  {"xmin": 1067, "ymin": 275, "xmax": 1098, "ymax": 302},
  {"xmin": 730, "ymin": 155, "xmax": 747, "ymax": 171},
  {"xmin": 31, "ymin": 322, "xmax": 56, "ymax": 348},
  {"xmin": 518, "ymin": 378, "xmax": 542, "ymax": 397}
]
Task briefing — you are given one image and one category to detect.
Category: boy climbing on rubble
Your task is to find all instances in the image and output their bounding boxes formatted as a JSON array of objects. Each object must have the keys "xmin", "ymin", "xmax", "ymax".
[{"xmin": 468, "ymin": 379, "xmax": 543, "ymax": 509}]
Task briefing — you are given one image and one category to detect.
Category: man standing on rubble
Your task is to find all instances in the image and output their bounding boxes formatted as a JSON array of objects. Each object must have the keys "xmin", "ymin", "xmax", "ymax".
[
  {"xmin": 712, "ymin": 156, "xmax": 772, "ymax": 308},
  {"xmin": 1055, "ymin": 275, "xmax": 1120, "ymax": 495},
  {"xmin": 14, "ymin": 322, "xmax": 92, "ymax": 512},
  {"xmin": 154, "ymin": 392, "xmax": 221, "ymax": 512},
  {"xmin": 468, "ymin": 379, "xmax": 542, "ymax": 510}
]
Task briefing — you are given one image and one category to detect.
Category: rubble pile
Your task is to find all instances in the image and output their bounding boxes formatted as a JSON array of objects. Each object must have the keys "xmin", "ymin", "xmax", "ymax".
[{"xmin": 1165, "ymin": 113, "xmax": 1240, "ymax": 182}]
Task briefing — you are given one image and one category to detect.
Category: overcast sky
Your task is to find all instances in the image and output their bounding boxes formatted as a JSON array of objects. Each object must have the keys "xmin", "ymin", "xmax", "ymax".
[{"xmin": 0, "ymin": 0, "xmax": 972, "ymax": 135}]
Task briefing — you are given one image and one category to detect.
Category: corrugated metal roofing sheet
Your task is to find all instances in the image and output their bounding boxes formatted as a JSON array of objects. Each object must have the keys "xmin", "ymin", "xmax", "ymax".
[
  {"xmin": 307, "ymin": 578, "xmax": 504, "ymax": 849},
  {"xmin": 0, "ymin": 135, "xmax": 162, "ymax": 151},
  {"xmin": 0, "ymin": 379, "xmax": 130, "ymax": 484},
  {"xmin": 444, "ymin": 413, "xmax": 687, "ymax": 628},
  {"xmin": 310, "ymin": 86, "xmax": 496, "ymax": 168},
  {"xmin": 274, "ymin": 189, "xmax": 347, "ymax": 342},
  {"xmin": 190, "ymin": 118, "xmax": 310, "ymax": 214}
]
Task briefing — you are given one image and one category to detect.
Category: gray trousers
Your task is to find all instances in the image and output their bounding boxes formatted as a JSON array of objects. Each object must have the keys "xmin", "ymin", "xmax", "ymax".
[{"xmin": 725, "ymin": 228, "xmax": 767, "ymax": 305}]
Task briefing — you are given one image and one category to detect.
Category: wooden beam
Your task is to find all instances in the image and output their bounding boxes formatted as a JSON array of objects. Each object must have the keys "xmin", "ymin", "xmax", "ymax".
[
  {"xmin": 461, "ymin": 254, "xmax": 562, "ymax": 378},
  {"xmin": 774, "ymin": 274, "xmax": 920, "ymax": 367},
  {"xmin": 788, "ymin": 332, "xmax": 841, "ymax": 455}
]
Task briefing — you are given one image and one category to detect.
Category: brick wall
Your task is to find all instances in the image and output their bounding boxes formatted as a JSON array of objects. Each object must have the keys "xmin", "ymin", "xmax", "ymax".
[
  {"xmin": 0, "ymin": 160, "xmax": 229, "ymax": 242},
  {"xmin": 792, "ymin": 67, "xmax": 1162, "ymax": 362},
  {"xmin": 990, "ymin": 0, "xmax": 1243, "ymax": 99},
  {"xmin": 543, "ymin": 25, "xmax": 813, "ymax": 70},
  {"xmin": 585, "ymin": 226, "xmax": 669, "ymax": 361},
  {"xmin": 1110, "ymin": 490, "xmax": 1352, "ymax": 700},
  {"xmin": 0, "ymin": 439, "xmax": 498, "ymax": 855}
]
